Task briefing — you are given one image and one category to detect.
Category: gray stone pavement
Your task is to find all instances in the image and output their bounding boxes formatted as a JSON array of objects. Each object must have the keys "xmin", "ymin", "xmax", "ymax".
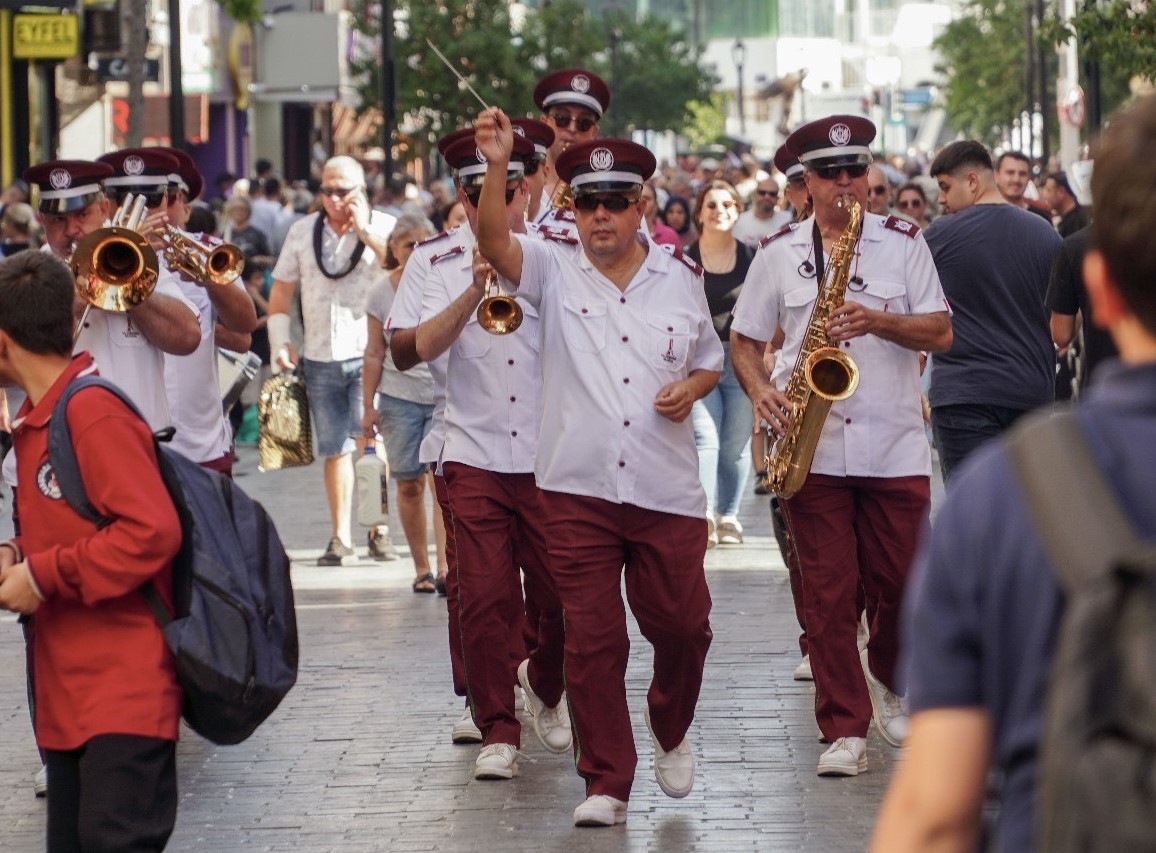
[{"xmin": 0, "ymin": 444, "xmax": 944, "ymax": 852}]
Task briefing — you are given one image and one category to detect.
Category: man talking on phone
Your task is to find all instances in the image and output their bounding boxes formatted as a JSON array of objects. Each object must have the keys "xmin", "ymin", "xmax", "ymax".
[{"xmin": 268, "ymin": 156, "xmax": 398, "ymax": 565}]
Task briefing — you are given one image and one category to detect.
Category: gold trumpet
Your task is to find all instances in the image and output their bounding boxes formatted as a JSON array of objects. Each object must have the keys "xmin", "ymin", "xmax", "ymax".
[
  {"xmin": 476, "ymin": 273, "xmax": 523, "ymax": 335},
  {"xmin": 549, "ymin": 141, "xmax": 574, "ymax": 210},
  {"xmin": 70, "ymin": 194, "xmax": 159, "ymax": 343},
  {"xmin": 163, "ymin": 227, "xmax": 244, "ymax": 285}
]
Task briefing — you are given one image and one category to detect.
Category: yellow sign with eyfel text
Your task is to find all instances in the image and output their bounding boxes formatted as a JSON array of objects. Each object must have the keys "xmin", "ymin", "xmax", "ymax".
[{"xmin": 13, "ymin": 13, "xmax": 79, "ymax": 60}]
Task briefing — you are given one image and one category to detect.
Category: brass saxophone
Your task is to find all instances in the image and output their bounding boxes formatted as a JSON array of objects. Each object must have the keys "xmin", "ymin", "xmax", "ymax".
[{"xmin": 765, "ymin": 196, "xmax": 863, "ymax": 498}]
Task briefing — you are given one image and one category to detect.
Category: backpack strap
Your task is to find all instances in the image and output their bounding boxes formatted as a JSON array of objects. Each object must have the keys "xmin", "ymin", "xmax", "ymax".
[{"xmin": 1006, "ymin": 409, "xmax": 1142, "ymax": 592}]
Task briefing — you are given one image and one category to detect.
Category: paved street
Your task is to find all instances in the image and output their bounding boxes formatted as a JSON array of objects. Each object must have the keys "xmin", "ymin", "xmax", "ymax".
[{"xmin": 0, "ymin": 443, "xmax": 943, "ymax": 852}]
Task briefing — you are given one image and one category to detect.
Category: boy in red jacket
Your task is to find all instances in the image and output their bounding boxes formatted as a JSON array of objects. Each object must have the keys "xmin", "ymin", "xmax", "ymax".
[{"xmin": 0, "ymin": 251, "xmax": 183, "ymax": 852}]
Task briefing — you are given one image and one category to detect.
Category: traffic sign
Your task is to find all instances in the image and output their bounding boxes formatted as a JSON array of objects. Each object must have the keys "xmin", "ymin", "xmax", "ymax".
[
  {"xmin": 13, "ymin": 13, "xmax": 78, "ymax": 59},
  {"xmin": 95, "ymin": 56, "xmax": 160, "ymax": 83}
]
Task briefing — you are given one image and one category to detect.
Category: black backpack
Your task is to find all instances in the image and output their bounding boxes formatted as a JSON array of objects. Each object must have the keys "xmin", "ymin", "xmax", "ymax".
[
  {"xmin": 49, "ymin": 376, "xmax": 299, "ymax": 746},
  {"xmin": 1007, "ymin": 410, "xmax": 1156, "ymax": 852}
]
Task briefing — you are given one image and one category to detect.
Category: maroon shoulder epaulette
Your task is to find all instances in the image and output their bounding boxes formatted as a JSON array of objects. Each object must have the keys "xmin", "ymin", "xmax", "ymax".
[
  {"xmin": 537, "ymin": 225, "xmax": 579, "ymax": 245},
  {"xmin": 882, "ymin": 215, "xmax": 920, "ymax": 238},
  {"xmin": 416, "ymin": 228, "xmax": 453, "ymax": 249},
  {"xmin": 670, "ymin": 246, "xmax": 703, "ymax": 276},
  {"xmin": 429, "ymin": 244, "xmax": 466, "ymax": 265},
  {"xmin": 759, "ymin": 223, "xmax": 796, "ymax": 249},
  {"xmin": 550, "ymin": 208, "xmax": 577, "ymax": 223}
]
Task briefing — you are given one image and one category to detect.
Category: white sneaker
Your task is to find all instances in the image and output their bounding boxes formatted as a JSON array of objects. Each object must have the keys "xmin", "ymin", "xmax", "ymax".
[
  {"xmin": 817, "ymin": 737, "xmax": 868, "ymax": 777},
  {"xmin": 573, "ymin": 794, "xmax": 628, "ymax": 827},
  {"xmin": 452, "ymin": 706, "xmax": 483, "ymax": 744},
  {"xmin": 643, "ymin": 707, "xmax": 695, "ymax": 798},
  {"xmin": 706, "ymin": 514, "xmax": 718, "ymax": 549},
  {"xmin": 474, "ymin": 743, "xmax": 520, "ymax": 780},
  {"xmin": 717, "ymin": 516, "xmax": 744, "ymax": 544},
  {"xmin": 33, "ymin": 764, "xmax": 47, "ymax": 798},
  {"xmin": 861, "ymin": 649, "xmax": 909, "ymax": 747},
  {"xmin": 517, "ymin": 659, "xmax": 572, "ymax": 753},
  {"xmin": 793, "ymin": 654, "xmax": 813, "ymax": 681}
]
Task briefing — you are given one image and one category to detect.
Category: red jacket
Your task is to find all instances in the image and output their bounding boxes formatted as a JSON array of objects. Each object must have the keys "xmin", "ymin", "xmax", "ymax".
[{"xmin": 12, "ymin": 354, "xmax": 183, "ymax": 750}]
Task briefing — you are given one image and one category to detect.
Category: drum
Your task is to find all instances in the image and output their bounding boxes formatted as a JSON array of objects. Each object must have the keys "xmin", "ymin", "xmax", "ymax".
[{"xmin": 218, "ymin": 349, "xmax": 262, "ymax": 412}]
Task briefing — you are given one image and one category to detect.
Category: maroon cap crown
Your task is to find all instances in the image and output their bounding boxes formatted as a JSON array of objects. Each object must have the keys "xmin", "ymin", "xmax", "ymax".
[
  {"xmin": 442, "ymin": 133, "xmax": 535, "ymax": 185},
  {"xmin": 774, "ymin": 144, "xmax": 804, "ymax": 182},
  {"xmin": 534, "ymin": 69, "xmax": 610, "ymax": 117},
  {"xmin": 98, "ymin": 148, "xmax": 181, "ymax": 190},
  {"xmin": 785, "ymin": 115, "xmax": 876, "ymax": 168},
  {"xmin": 23, "ymin": 160, "xmax": 114, "ymax": 214},
  {"xmin": 555, "ymin": 140, "xmax": 656, "ymax": 191},
  {"xmin": 437, "ymin": 128, "xmax": 476, "ymax": 159},
  {"xmin": 157, "ymin": 147, "xmax": 204, "ymax": 200},
  {"xmin": 510, "ymin": 118, "xmax": 555, "ymax": 158}
]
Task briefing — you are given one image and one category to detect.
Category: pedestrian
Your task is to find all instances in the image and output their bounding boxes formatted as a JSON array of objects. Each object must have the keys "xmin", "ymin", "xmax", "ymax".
[
  {"xmin": 475, "ymin": 107, "xmax": 723, "ymax": 827},
  {"xmin": 731, "ymin": 176, "xmax": 792, "ymax": 247},
  {"xmin": 871, "ymin": 91, "xmax": 1156, "ymax": 853},
  {"xmin": 925, "ymin": 140, "xmax": 1059, "ymax": 481},
  {"xmin": 895, "ymin": 182, "xmax": 931, "ymax": 229},
  {"xmin": 663, "ymin": 196, "xmax": 696, "ymax": 248},
  {"xmin": 1041, "ymin": 171, "xmax": 1091, "ymax": 237},
  {"xmin": 994, "ymin": 151, "xmax": 1051, "ymax": 220},
  {"xmin": 0, "ymin": 250, "xmax": 184, "ymax": 852},
  {"xmin": 268, "ymin": 156, "xmax": 399, "ymax": 566},
  {"xmin": 731, "ymin": 115, "xmax": 952, "ymax": 777}
]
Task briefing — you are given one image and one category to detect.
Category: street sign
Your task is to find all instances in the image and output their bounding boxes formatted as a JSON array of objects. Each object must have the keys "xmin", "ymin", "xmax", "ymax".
[
  {"xmin": 95, "ymin": 56, "xmax": 160, "ymax": 83},
  {"xmin": 12, "ymin": 13, "xmax": 78, "ymax": 59}
]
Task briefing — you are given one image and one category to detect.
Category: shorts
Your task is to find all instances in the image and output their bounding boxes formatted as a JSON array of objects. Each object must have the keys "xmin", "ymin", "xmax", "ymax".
[
  {"xmin": 377, "ymin": 393, "xmax": 435, "ymax": 481},
  {"xmin": 303, "ymin": 357, "xmax": 363, "ymax": 458}
]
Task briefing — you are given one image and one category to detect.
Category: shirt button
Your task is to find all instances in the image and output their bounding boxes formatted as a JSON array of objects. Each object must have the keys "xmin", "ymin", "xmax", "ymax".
[
  {"xmin": 624, "ymin": 420, "xmax": 630, "ymax": 427},
  {"xmin": 618, "ymin": 460, "xmax": 626, "ymax": 467},
  {"xmin": 623, "ymin": 377, "xmax": 630, "ymax": 384},
  {"xmin": 845, "ymin": 418, "xmax": 851, "ymax": 424},
  {"xmin": 510, "ymin": 396, "xmax": 516, "ymax": 402},
  {"xmin": 511, "ymin": 430, "xmax": 518, "ymax": 437},
  {"xmin": 507, "ymin": 359, "xmax": 514, "ymax": 365},
  {"xmin": 667, "ymin": 326, "xmax": 673, "ymax": 332},
  {"xmin": 620, "ymin": 297, "xmax": 626, "ymax": 304},
  {"xmin": 581, "ymin": 308, "xmax": 588, "ymax": 314},
  {"xmin": 844, "ymin": 341, "xmax": 851, "ymax": 348},
  {"xmin": 621, "ymin": 336, "xmax": 629, "ymax": 342}
]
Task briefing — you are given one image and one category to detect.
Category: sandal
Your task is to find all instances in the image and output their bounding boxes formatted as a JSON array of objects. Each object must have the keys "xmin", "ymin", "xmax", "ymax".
[
  {"xmin": 435, "ymin": 573, "xmax": 448, "ymax": 596},
  {"xmin": 412, "ymin": 572, "xmax": 437, "ymax": 594}
]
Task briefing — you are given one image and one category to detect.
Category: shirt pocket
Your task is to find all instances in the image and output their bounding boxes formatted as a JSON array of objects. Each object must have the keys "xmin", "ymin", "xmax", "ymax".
[
  {"xmin": 646, "ymin": 313, "xmax": 690, "ymax": 371},
  {"xmin": 850, "ymin": 279, "xmax": 907, "ymax": 314},
  {"xmin": 110, "ymin": 313, "xmax": 148, "ymax": 348},
  {"xmin": 521, "ymin": 302, "xmax": 541, "ymax": 353},
  {"xmin": 561, "ymin": 296, "xmax": 607, "ymax": 353},
  {"xmin": 453, "ymin": 316, "xmax": 492, "ymax": 359}
]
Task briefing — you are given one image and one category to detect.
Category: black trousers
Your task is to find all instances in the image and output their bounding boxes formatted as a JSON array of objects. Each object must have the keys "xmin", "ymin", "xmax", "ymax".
[{"xmin": 45, "ymin": 734, "xmax": 177, "ymax": 853}]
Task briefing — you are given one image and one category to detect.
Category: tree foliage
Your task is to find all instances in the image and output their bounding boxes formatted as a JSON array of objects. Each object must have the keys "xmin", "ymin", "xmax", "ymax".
[
  {"xmin": 215, "ymin": 0, "xmax": 262, "ymax": 24},
  {"xmin": 1051, "ymin": 1, "xmax": 1156, "ymax": 82}
]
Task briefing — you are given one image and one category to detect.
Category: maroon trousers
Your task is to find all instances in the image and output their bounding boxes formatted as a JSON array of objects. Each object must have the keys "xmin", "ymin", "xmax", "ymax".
[
  {"xmin": 780, "ymin": 474, "xmax": 930, "ymax": 740},
  {"xmin": 433, "ymin": 471, "xmax": 467, "ymax": 697},
  {"xmin": 442, "ymin": 463, "xmax": 563, "ymax": 747},
  {"xmin": 539, "ymin": 491, "xmax": 713, "ymax": 802}
]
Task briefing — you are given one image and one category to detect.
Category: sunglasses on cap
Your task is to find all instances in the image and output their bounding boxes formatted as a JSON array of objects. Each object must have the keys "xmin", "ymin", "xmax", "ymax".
[
  {"xmin": 463, "ymin": 186, "xmax": 518, "ymax": 207},
  {"xmin": 756, "ymin": 189, "xmax": 779, "ymax": 198},
  {"xmin": 573, "ymin": 192, "xmax": 640, "ymax": 213},
  {"xmin": 811, "ymin": 163, "xmax": 870, "ymax": 181},
  {"xmin": 548, "ymin": 111, "xmax": 597, "ymax": 133},
  {"xmin": 319, "ymin": 185, "xmax": 361, "ymax": 199},
  {"xmin": 109, "ymin": 188, "xmax": 167, "ymax": 208}
]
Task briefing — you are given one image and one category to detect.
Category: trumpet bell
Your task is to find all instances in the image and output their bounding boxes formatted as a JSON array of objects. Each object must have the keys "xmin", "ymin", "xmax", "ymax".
[
  {"xmin": 476, "ymin": 295, "xmax": 523, "ymax": 335},
  {"xmin": 71, "ymin": 226, "xmax": 159, "ymax": 312},
  {"xmin": 163, "ymin": 228, "xmax": 244, "ymax": 285}
]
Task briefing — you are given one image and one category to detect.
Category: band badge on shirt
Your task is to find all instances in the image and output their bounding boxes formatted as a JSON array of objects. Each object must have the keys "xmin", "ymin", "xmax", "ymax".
[
  {"xmin": 661, "ymin": 338, "xmax": 679, "ymax": 364},
  {"xmin": 123, "ymin": 315, "xmax": 141, "ymax": 338},
  {"xmin": 36, "ymin": 461, "xmax": 62, "ymax": 500}
]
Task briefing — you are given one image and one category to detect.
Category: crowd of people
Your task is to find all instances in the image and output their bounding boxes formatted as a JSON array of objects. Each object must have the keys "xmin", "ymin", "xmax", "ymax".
[{"xmin": 0, "ymin": 58, "xmax": 1148, "ymax": 849}]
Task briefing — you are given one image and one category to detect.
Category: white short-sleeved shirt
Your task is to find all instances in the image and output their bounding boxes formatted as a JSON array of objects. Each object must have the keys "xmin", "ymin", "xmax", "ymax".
[
  {"xmin": 517, "ymin": 232, "xmax": 724, "ymax": 518},
  {"xmin": 272, "ymin": 210, "xmax": 395, "ymax": 363},
  {"xmin": 385, "ymin": 227, "xmax": 472, "ymax": 464},
  {"xmin": 163, "ymin": 276, "xmax": 245, "ymax": 463},
  {"xmin": 365, "ymin": 279, "xmax": 436, "ymax": 405},
  {"xmin": 732, "ymin": 208, "xmax": 794, "ymax": 248},
  {"xmin": 730, "ymin": 213, "xmax": 949, "ymax": 479},
  {"xmin": 423, "ymin": 249, "xmax": 541, "ymax": 476},
  {"xmin": 73, "ymin": 264, "xmax": 200, "ymax": 431}
]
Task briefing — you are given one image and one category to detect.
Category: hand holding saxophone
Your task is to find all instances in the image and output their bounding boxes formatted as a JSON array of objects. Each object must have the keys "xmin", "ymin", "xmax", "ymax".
[{"xmin": 752, "ymin": 384, "xmax": 793, "ymax": 438}]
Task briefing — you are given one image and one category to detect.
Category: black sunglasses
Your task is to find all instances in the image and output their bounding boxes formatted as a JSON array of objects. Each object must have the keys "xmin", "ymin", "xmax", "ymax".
[
  {"xmin": 869, "ymin": 186, "xmax": 889, "ymax": 196},
  {"xmin": 573, "ymin": 193, "xmax": 639, "ymax": 213},
  {"xmin": 756, "ymin": 189, "xmax": 779, "ymax": 197},
  {"xmin": 549, "ymin": 111, "xmax": 597, "ymax": 133},
  {"xmin": 897, "ymin": 199, "xmax": 924, "ymax": 209},
  {"xmin": 319, "ymin": 186, "xmax": 360, "ymax": 198},
  {"xmin": 812, "ymin": 164, "xmax": 869, "ymax": 181},
  {"xmin": 463, "ymin": 187, "xmax": 517, "ymax": 207},
  {"xmin": 111, "ymin": 189, "xmax": 166, "ymax": 208}
]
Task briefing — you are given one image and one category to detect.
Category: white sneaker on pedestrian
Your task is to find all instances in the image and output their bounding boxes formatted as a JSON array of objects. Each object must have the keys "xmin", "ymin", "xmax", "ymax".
[
  {"xmin": 706, "ymin": 514, "xmax": 718, "ymax": 549},
  {"xmin": 473, "ymin": 743, "xmax": 520, "ymax": 780},
  {"xmin": 793, "ymin": 654, "xmax": 813, "ymax": 681},
  {"xmin": 816, "ymin": 737, "xmax": 868, "ymax": 777},
  {"xmin": 861, "ymin": 649, "xmax": 909, "ymax": 747},
  {"xmin": 33, "ymin": 764, "xmax": 47, "ymax": 798},
  {"xmin": 517, "ymin": 659, "xmax": 572, "ymax": 753},
  {"xmin": 717, "ymin": 516, "xmax": 744, "ymax": 544},
  {"xmin": 643, "ymin": 707, "xmax": 695, "ymax": 798},
  {"xmin": 452, "ymin": 706, "xmax": 482, "ymax": 744},
  {"xmin": 573, "ymin": 794, "xmax": 628, "ymax": 827}
]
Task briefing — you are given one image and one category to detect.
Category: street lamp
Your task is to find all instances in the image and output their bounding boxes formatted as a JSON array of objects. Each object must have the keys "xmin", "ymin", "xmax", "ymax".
[{"xmin": 731, "ymin": 39, "xmax": 747, "ymax": 137}]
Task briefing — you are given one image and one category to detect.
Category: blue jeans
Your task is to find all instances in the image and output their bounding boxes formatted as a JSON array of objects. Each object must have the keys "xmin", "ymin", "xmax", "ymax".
[
  {"xmin": 692, "ymin": 345, "xmax": 753, "ymax": 517},
  {"xmin": 376, "ymin": 394, "xmax": 435, "ymax": 481},
  {"xmin": 303, "ymin": 357, "xmax": 363, "ymax": 458}
]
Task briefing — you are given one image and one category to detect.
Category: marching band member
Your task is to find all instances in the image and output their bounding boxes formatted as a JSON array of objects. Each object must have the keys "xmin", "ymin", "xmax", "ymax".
[{"xmin": 474, "ymin": 107, "xmax": 722, "ymax": 827}]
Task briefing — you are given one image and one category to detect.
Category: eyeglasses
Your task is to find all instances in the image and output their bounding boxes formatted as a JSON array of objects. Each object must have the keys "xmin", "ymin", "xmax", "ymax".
[
  {"xmin": 548, "ymin": 111, "xmax": 597, "ymax": 133},
  {"xmin": 463, "ymin": 187, "xmax": 518, "ymax": 207},
  {"xmin": 756, "ymin": 189, "xmax": 779, "ymax": 198},
  {"xmin": 704, "ymin": 200, "xmax": 737, "ymax": 211},
  {"xmin": 573, "ymin": 193, "xmax": 640, "ymax": 213},
  {"xmin": 812, "ymin": 164, "xmax": 869, "ymax": 181},
  {"xmin": 869, "ymin": 186, "xmax": 889, "ymax": 196},
  {"xmin": 319, "ymin": 186, "xmax": 359, "ymax": 198},
  {"xmin": 897, "ymin": 199, "xmax": 924, "ymax": 209}
]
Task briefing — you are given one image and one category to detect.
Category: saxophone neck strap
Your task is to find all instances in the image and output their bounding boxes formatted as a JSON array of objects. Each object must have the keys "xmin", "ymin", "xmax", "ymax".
[{"xmin": 811, "ymin": 221, "xmax": 826, "ymax": 283}]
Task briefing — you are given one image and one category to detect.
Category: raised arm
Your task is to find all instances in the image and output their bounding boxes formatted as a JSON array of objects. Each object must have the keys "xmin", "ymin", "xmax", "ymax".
[
  {"xmin": 474, "ymin": 108, "xmax": 524, "ymax": 286},
  {"xmin": 416, "ymin": 251, "xmax": 491, "ymax": 363},
  {"xmin": 130, "ymin": 293, "xmax": 200, "ymax": 356}
]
